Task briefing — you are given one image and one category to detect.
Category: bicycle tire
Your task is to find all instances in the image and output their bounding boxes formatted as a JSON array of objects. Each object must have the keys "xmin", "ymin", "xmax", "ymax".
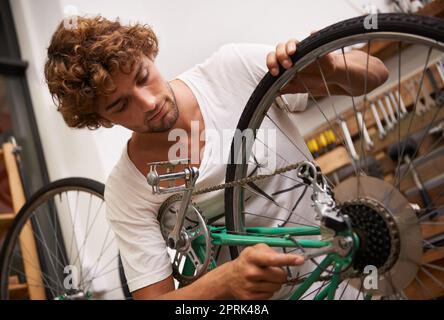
[
  {"xmin": 0, "ymin": 177, "xmax": 131, "ymax": 300},
  {"xmin": 224, "ymin": 13, "xmax": 444, "ymax": 299}
]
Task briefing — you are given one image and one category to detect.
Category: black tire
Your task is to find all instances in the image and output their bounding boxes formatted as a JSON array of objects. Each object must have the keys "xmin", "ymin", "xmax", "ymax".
[
  {"xmin": 224, "ymin": 13, "xmax": 444, "ymax": 260},
  {"xmin": 0, "ymin": 177, "xmax": 131, "ymax": 300}
]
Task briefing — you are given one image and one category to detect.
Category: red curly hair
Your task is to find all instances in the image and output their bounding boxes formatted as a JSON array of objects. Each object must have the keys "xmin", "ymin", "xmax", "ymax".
[{"xmin": 44, "ymin": 16, "xmax": 159, "ymax": 129}]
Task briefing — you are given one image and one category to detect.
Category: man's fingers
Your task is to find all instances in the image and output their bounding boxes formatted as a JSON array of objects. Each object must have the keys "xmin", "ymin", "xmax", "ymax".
[
  {"xmin": 266, "ymin": 51, "xmax": 279, "ymax": 76},
  {"xmin": 276, "ymin": 42, "xmax": 292, "ymax": 69},
  {"xmin": 252, "ymin": 281, "xmax": 283, "ymax": 293},
  {"xmin": 247, "ymin": 246, "xmax": 305, "ymax": 267},
  {"xmin": 286, "ymin": 39, "xmax": 298, "ymax": 55},
  {"xmin": 248, "ymin": 265, "xmax": 289, "ymax": 284}
]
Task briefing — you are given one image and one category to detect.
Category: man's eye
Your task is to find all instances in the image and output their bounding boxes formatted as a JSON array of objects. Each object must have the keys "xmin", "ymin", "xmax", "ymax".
[
  {"xmin": 115, "ymin": 100, "xmax": 128, "ymax": 113},
  {"xmin": 137, "ymin": 75, "xmax": 149, "ymax": 85}
]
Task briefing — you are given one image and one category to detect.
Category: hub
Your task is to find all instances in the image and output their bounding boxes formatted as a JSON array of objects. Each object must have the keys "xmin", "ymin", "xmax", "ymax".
[
  {"xmin": 339, "ymin": 198, "xmax": 400, "ymax": 274},
  {"xmin": 334, "ymin": 176, "xmax": 423, "ymax": 296}
]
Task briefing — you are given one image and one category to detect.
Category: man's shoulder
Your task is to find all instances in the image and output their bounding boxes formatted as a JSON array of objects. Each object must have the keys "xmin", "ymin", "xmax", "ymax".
[{"xmin": 104, "ymin": 145, "xmax": 132, "ymax": 199}]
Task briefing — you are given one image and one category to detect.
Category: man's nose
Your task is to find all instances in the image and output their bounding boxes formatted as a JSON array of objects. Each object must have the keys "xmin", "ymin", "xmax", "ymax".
[{"xmin": 134, "ymin": 89, "xmax": 157, "ymax": 113}]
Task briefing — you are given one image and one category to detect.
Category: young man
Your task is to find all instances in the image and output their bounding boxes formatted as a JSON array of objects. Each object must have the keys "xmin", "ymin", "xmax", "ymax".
[{"xmin": 45, "ymin": 16, "xmax": 388, "ymax": 300}]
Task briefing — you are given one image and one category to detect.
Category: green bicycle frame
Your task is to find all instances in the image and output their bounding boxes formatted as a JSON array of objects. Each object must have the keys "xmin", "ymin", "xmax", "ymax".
[{"xmin": 181, "ymin": 225, "xmax": 361, "ymax": 300}]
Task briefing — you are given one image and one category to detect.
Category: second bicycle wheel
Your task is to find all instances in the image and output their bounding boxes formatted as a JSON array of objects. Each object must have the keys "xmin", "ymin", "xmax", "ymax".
[
  {"xmin": 225, "ymin": 13, "xmax": 444, "ymax": 300},
  {"xmin": 0, "ymin": 178, "xmax": 131, "ymax": 300}
]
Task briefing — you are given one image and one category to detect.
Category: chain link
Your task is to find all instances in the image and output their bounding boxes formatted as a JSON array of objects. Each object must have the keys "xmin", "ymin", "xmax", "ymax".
[{"xmin": 192, "ymin": 162, "xmax": 308, "ymax": 195}]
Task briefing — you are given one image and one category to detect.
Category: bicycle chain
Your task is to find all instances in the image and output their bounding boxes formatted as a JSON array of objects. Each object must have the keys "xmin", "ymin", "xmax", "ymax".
[{"xmin": 192, "ymin": 162, "xmax": 307, "ymax": 195}]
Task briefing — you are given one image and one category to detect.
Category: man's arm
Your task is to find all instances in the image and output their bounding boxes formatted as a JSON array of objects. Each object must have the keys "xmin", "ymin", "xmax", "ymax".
[
  {"xmin": 132, "ymin": 243, "xmax": 304, "ymax": 300},
  {"xmin": 266, "ymin": 39, "xmax": 389, "ymax": 97}
]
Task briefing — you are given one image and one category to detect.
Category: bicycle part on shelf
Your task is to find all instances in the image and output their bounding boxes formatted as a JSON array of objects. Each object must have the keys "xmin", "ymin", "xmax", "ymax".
[
  {"xmin": 388, "ymin": 138, "xmax": 433, "ymax": 209},
  {"xmin": 429, "ymin": 121, "xmax": 444, "ymax": 136},
  {"xmin": 405, "ymin": 80, "xmax": 429, "ymax": 115},
  {"xmin": 377, "ymin": 98, "xmax": 394, "ymax": 131},
  {"xmin": 356, "ymin": 111, "xmax": 374, "ymax": 149},
  {"xmin": 389, "ymin": 91, "xmax": 408, "ymax": 118},
  {"xmin": 418, "ymin": 78, "xmax": 436, "ymax": 109},
  {"xmin": 340, "ymin": 120, "xmax": 359, "ymax": 160},
  {"xmin": 426, "ymin": 68, "xmax": 444, "ymax": 106},
  {"xmin": 384, "ymin": 94, "xmax": 398, "ymax": 124},
  {"xmin": 436, "ymin": 59, "xmax": 444, "ymax": 83},
  {"xmin": 157, "ymin": 194, "xmax": 213, "ymax": 285},
  {"xmin": 370, "ymin": 101, "xmax": 387, "ymax": 138},
  {"xmin": 334, "ymin": 176, "xmax": 422, "ymax": 296}
]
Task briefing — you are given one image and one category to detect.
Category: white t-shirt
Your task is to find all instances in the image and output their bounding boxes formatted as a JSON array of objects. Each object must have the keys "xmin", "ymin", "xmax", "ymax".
[{"xmin": 104, "ymin": 43, "xmax": 314, "ymax": 294}]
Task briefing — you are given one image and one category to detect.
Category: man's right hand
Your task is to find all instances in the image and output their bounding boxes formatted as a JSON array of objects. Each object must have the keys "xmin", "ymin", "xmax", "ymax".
[{"xmin": 224, "ymin": 243, "xmax": 305, "ymax": 300}]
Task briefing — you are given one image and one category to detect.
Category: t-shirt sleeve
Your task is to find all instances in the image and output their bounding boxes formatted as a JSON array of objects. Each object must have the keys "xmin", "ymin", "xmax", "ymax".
[
  {"xmin": 219, "ymin": 43, "xmax": 308, "ymax": 112},
  {"xmin": 104, "ymin": 176, "xmax": 173, "ymax": 293}
]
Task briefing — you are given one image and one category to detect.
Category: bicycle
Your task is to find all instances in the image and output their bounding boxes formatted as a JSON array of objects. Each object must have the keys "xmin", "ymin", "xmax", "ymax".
[
  {"xmin": 2, "ymin": 12, "xmax": 444, "ymax": 300},
  {"xmin": 0, "ymin": 178, "xmax": 131, "ymax": 300},
  {"xmin": 146, "ymin": 13, "xmax": 444, "ymax": 300}
]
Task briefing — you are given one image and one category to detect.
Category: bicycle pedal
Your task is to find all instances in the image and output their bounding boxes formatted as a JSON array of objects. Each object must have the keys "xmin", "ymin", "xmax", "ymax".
[{"xmin": 146, "ymin": 158, "xmax": 199, "ymax": 195}]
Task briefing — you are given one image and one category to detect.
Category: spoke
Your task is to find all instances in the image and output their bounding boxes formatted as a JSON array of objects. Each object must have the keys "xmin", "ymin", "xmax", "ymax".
[
  {"xmin": 71, "ymin": 200, "xmax": 105, "ymax": 267},
  {"xmin": 77, "ymin": 226, "xmax": 115, "ymax": 287},
  {"xmin": 80, "ymin": 193, "xmax": 93, "ymax": 284},
  {"xmin": 419, "ymin": 188, "xmax": 444, "ymax": 219},
  {"xmin": 22, "ymin": 219, "xmax": 66, "ymax": 272},
  {"xmin": 67, "ymin": 192, "xmax": 78, "ymax": 262},
  {"xmin": 355, "ymin": 277, "xmax": 364, "ymax": 300},
  {"xmin": 395, "ymin": 42, "xmax": 404, "ymax": 188},
  {"xmin": 242, "ymin": 184, "xmax": 317, "ymax": 228},
  {"xmin": 338, "ymin": 279, "xmax": 351, "ymax": 300},
  {"xmin": 297, "ymin": 72, "xmax": 355, "ymax": 174},
  {"xmin": 9, "ymin": 266, "xmax": 60, "ymax": 298},
  {"xmin": 301, "ymin": 279, "xmax": 331, "ymax": 300},
  {"xmin": 9, "ymin": 249, "xmax": 62, "ymax": 294},
  {"xmin": 392, "ymin": 46, "xmax": 433, "ymax": 189},
  {"xmin": 414, "ymin": 275, "xmax": 435, "ymax": 300},
  {"xmin": 265, "ymin": 114, "xmax": 312, "ymax": 162},
  {"xmin": 251, "ymin": 137, "xmax": 315, "ymax": 189},
  {"xmin": 393, "ymin": 103, "xmax": 442, "ymax": 191},
  {"xmin": 420, "ymin": 265, "xmax": 444, "ymax": 292},
  {"xmin": 80, "ymin": 252, "xmax": 119, "ymax": 290},
  {"xmin": 341, "ymin": 47, "xmax": 367, "ymax": 193},
  {"xmin": 44, "ymin": 203, "xmax": 70, "ymax": 270},
  {"xmin": 423, "ymin": 263, "xmax": 444, "ymax": 272},
  {"xmin": 359, "ymin": 40, "xmax": 372, "ymax": 176},
  {"xmin": 382, "ymin": 46, "xmax": 434, "ymax": 206},
  {"xmin": 279, "ymin": 185, "xmax": 308, "ymax": 227},
  {"xmin": 272, "ymin": 182, "xmax": 304, "ymax": 196},
  {"xmin": 33, "ymin": 214, "xmax": 64, "ymax": 288}
]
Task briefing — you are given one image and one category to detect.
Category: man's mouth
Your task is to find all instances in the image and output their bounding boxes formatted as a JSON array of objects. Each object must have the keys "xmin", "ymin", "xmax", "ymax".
[{"xmin": 148, "ymin": 100, "xmax": 167, "ymax": 122}]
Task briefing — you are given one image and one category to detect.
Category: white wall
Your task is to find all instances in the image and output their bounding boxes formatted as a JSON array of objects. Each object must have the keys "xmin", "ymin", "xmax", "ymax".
[{"xmin": 10, "ymin": 0, "xmax": 393, "ymax": 182}]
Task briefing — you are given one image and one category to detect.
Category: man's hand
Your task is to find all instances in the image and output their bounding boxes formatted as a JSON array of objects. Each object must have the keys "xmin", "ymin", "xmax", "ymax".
[
  {"xmin": 266, "ymin": 39, "xmax": 389, "ymax": 97},
  {"xmin": 223, "ymin": 243, "xmax": 304, "ymax": 300}
]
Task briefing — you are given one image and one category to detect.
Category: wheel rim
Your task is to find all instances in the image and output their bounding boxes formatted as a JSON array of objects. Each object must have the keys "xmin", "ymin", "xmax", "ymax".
[
  {"xmin": 1, "ymin": 180, "xmax": 129, "ymax": 300},
  {"xmin": 227, "ymin": 26, "xmax": 444, "ymax": 299}
]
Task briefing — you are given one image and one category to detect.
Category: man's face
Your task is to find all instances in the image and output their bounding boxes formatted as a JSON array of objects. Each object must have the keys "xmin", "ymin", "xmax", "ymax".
[{"xmin": 97, "ymin": 55, "xmax": 179, "ymax": 133}]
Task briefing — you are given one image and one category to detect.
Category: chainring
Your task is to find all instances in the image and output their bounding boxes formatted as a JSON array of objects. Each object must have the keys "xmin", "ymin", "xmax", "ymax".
[{"xmin": 157, "ymin": 194, "xmax": 214, "ymax": 285}]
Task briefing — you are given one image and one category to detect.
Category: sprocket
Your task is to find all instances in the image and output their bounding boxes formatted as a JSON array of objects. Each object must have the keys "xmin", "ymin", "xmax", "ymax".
[{"xmin": 157, "ymin": 194, "xmax": 214, "ymax": 285}]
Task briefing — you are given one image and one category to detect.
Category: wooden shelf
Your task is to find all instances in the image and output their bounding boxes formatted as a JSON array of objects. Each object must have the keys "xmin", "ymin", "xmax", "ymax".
[
  {"xmin": 0, "ymin": 142, "xmax": 46, "ymax": 300},
  {"xmin": 8, "ymin": 276, "xmax": 29, "ymax": 300},
  {"xmin": 360, "ymin": 0, "xmax": 444, "ymax": 61}
]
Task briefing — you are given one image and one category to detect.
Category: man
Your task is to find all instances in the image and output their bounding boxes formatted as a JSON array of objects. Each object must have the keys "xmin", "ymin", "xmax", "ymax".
[{"xmin": 44, "ymin": 16, "xmax": 388, "ymax": 300}]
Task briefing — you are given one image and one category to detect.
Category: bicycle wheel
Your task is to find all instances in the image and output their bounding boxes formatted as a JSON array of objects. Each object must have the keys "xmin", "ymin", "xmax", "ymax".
[
  {"xmin": 0, "ymin": 178, "xmax": 131, "ymax": 300},
  {"xmin": 225, "ymin": 13, "xmax": 444, "ymax": 299}
]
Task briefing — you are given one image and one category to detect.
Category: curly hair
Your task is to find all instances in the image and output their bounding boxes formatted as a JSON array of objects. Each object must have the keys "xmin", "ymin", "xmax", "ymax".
[{"xmin": 44, "ymin": 16, "xmax": 159, "ymax": 129}]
